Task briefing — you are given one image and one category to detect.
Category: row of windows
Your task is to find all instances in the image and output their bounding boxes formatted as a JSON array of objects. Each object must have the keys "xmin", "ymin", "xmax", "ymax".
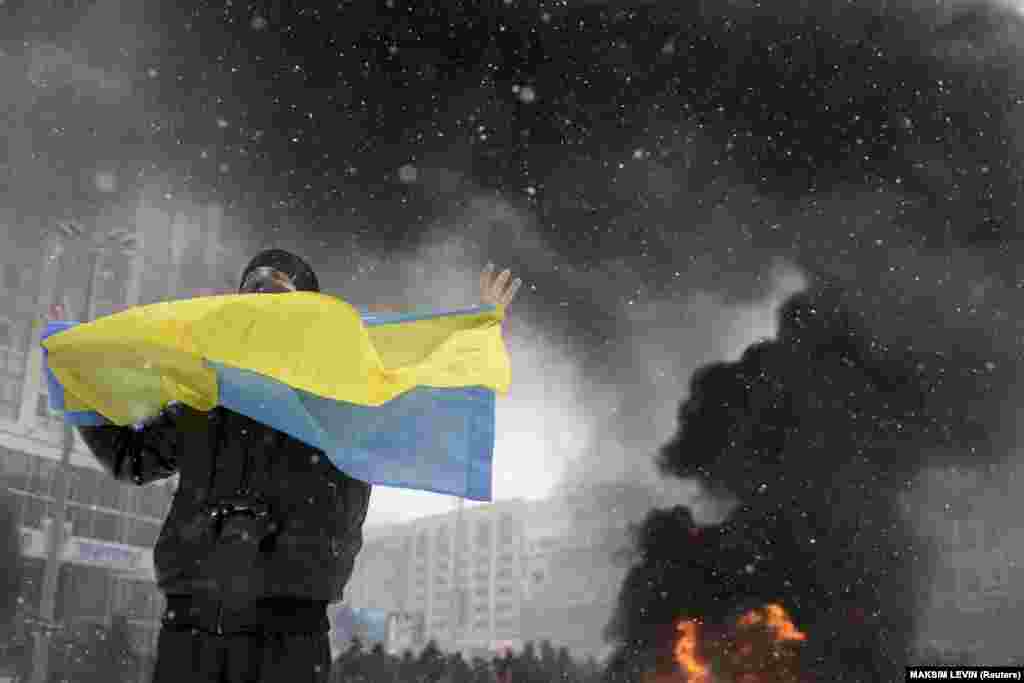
[
  {"xmin": 0, "ymin": 321, "xmax": 21, "ymax": 352},
  {"xmin": 411, "ymin": 557, "xmax": 493, "ymax": 579},
  {"xmin": 933, "ymin": 564, "xmax": 1020, "ymax": 597},
  {"xmin": 412, "ymin": 518, "xmax": 519, "ymax": 545},
  {"xmin": 0, "ymin": 358, "xmax": 24, "ymax": 399},
  {"xmin": 495, "ymin": 619, "xmax": 518, "ymax": 632},
  {"xmin": 0, "ymin": 400, "xmax": 15, "ymax": 424},
  {"xmin": 495, "ymin": 602, "xmax": 517, "ymax": 614},
  {"xmin": 4, "ymin": 251, "xmax": 131, "ymax": 304},
  {"xmin": 18, "ymin": 562, "xmax": 164, "ymax": 637},
  {"xmin": 11, "ymin": 490, "xmax": 162, "ymax": 547},
  {"xmin": 946, "ymin": 519, "xmax": 1002, "ymax": 551},
  {"xmin": 1, "ymin": 447, "xmax": 171, "ymax": 519},
  {"xmin": 423, "ymin": 548, "xmax": 513, "ymax": 566},
  {"xmin": 410, "ymin": 531, "xmax": 522, "ymax": 561},
  {"xmin": 0, "ymin": 372, "xmax": 19, "ymax": 424},
  {"xmin": 429, "ymin": 569, "xmax": 512, "ymax": 587},
  {"xmin": 1, "ymin": 263, "xmax": 25, "ymax": 292}
]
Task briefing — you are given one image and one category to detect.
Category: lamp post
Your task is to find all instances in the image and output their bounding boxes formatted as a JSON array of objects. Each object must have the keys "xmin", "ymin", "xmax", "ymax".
[{"xmin": 29, "ymin": 222, "xmax": 137, "ymax": 683}]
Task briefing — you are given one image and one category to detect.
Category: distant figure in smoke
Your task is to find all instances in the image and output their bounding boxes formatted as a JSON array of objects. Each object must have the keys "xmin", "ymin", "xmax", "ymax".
[{"xmin": 74, "ymin": 249, "xmax": 523, "ymax": 683}]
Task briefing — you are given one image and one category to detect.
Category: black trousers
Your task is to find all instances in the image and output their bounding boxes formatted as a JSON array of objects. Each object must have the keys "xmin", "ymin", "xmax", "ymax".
[{"xmin": 153, "ymin": 595, "xmax": 332, "ymax": 683}]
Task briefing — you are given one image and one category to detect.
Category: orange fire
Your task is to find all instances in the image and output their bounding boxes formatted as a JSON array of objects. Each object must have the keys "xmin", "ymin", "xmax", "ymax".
[
  {"xmin": 736, "ymin": 604, "xmax": 807, "ymax": 642},
  {"xmin": 671, "ymin": 604, "xmax": 807, "ymax": 682},
  {"xmin": 673, "ymin": 619, "xmax": 710, "ymax": 683}
]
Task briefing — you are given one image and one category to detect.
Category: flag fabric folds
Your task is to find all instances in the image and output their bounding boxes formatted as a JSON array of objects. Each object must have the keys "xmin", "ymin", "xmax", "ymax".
[{"xmin": 41, "ymin": 292, "xmax": 510, "ymax": 501}]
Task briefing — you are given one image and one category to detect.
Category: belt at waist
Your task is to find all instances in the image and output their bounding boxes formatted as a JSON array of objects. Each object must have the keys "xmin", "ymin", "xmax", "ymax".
[{"xmin": 163, "ymin": 594, "xmax": 329, "ymax": 635}]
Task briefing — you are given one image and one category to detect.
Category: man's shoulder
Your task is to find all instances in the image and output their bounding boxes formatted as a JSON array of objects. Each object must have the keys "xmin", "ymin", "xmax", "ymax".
[{"xmin": 174, "ymin": 406, "xmax": 325, "ymax": 455}]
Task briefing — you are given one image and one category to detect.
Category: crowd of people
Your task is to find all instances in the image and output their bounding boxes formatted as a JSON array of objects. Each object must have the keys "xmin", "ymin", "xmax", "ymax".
[
  {"xmin": 330, "ymin": 638, "xmax": 605, "ymax": 683},
  {"xmin": 2, "ymin": 619, "xmax": 606, "ymax": 683}
]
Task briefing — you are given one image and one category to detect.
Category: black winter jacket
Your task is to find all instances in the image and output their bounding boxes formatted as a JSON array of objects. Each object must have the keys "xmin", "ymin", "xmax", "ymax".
[{"xmin": 77, "ymin": 405, "xmax": 371, "ymax": 607}]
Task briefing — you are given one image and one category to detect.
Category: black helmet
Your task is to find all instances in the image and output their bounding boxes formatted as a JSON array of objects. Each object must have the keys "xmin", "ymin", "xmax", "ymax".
[{"xmin": 239, "ymin": 249, "xmax": 320, "ymax": 293}]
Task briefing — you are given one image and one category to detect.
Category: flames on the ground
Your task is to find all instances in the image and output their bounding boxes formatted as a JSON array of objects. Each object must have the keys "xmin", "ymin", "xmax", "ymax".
[
  {"xmin": 735, "ymin": 604, "xmax": 807, "ymax": 644},
  {"xmin": 665, "ymin": 604, "xmax": 808, "ymax": 683},
  {"xmin": 674, "ymin": 620, "xmax": 710, "ymax": 683}
]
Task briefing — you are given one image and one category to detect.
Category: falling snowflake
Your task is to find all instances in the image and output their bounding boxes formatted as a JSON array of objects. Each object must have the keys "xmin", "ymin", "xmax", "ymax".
[
  {"xmin": 94, "ymin": 172, "xmax": 116, "ymax": 193},
  {"xmin": 251, "ymin": 15, "xmax": 267, "ymax": 30},
  {"xmin": 513, "ymin": 85, "xmax": 536, "ymax": 104},
  {"xmin": 146, "ymin": 67, "xmax": 159, "ymax": 78},
  {"xmin": 398, "ymin": 164, "xmax": 418, "ymax": 183},
  {"xmin": 216, "ymin": 118, "xmax": 229, "ymax": 129}
]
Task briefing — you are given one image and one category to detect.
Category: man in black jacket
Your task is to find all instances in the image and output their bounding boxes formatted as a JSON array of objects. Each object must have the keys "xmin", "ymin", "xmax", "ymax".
[{"xmin": 75, "ymin": 249, "xmax": 522, "ymax": 682}]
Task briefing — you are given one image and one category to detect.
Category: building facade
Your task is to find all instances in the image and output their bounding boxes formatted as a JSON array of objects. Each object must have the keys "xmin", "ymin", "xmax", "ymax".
[
  {"xmin": 344, "ymin": 484, "xmax": 644, "ymax": 663},
  {"xmin": 0, "ymin": 192, "xmax": 240, "ymax": 678},
  {"xmin": 345, "ymin": 499, "xmax": 531, "ymax": 661}
]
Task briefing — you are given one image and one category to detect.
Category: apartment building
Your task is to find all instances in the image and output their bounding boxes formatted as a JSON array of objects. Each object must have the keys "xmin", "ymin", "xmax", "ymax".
[
  {"xmin": 344, "ymin": 499, "xmax": 530, "ymax": 660},
  {"xmin": 344, "ymin": 483, "xmax": 645, "ymax": 662},
  {"xmin": 0, "ymin": 194, "xmax": 238, "ymax": 674}
]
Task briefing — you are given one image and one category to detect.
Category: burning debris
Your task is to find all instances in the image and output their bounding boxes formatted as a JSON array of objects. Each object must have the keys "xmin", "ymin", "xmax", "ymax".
[
  {"xmin": 673, "ymin": 620, "xmax": 708, "ymax": 682},
  {"xmin": 736, "ymin": 605, "xmax": 806, "ymax": 644},
  {"xmin": 671, "ymin": 604, "xmax": 807, "ymax": 683},
  {"xmin": 604, "ymin": 284, "xmax": 1008, "ymax": 682},
  {"xmin": 635, "ymin": 603, "xmax": 809, "ymax": 682}
]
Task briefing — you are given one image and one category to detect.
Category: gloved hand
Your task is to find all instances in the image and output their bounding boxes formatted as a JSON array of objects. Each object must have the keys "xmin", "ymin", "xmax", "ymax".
[{"xmin": 132, "ymin": 401, "xmax": 187, "ymax": 432}]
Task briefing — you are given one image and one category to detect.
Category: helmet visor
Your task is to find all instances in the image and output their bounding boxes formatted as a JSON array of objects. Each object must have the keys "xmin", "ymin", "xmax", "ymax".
[{"xmin": 239, "ymin": 266, "xmax": 298, "ymax": 294}]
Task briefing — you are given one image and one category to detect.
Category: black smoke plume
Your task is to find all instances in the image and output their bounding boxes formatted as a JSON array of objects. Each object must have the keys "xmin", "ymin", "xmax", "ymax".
[{"xmin": 602, "ymin": 282, "xmax": 1011, "ymax": 682}]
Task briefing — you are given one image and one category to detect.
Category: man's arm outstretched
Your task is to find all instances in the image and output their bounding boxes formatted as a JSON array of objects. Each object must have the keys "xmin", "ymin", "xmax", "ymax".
[{"xmin": 76, "ymin": 405, "xmax": 183, "ymax": 486}]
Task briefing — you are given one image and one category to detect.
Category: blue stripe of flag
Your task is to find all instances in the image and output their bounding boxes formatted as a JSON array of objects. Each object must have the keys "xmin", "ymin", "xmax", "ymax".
[{"xmin": 41, "ymin": 306, "xmax": 498, "ymax": 500}]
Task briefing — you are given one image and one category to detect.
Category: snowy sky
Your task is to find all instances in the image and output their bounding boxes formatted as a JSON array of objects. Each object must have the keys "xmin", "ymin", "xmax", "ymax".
[{"xmin": 5, "ymin": 0, "xmax": 1024, "ymax": 664}]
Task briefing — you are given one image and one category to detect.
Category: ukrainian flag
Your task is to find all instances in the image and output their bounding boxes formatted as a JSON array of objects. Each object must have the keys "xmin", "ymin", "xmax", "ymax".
[{"xmin": 40, "ymin": 292, "xmax": 511, "ymax": 501}]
